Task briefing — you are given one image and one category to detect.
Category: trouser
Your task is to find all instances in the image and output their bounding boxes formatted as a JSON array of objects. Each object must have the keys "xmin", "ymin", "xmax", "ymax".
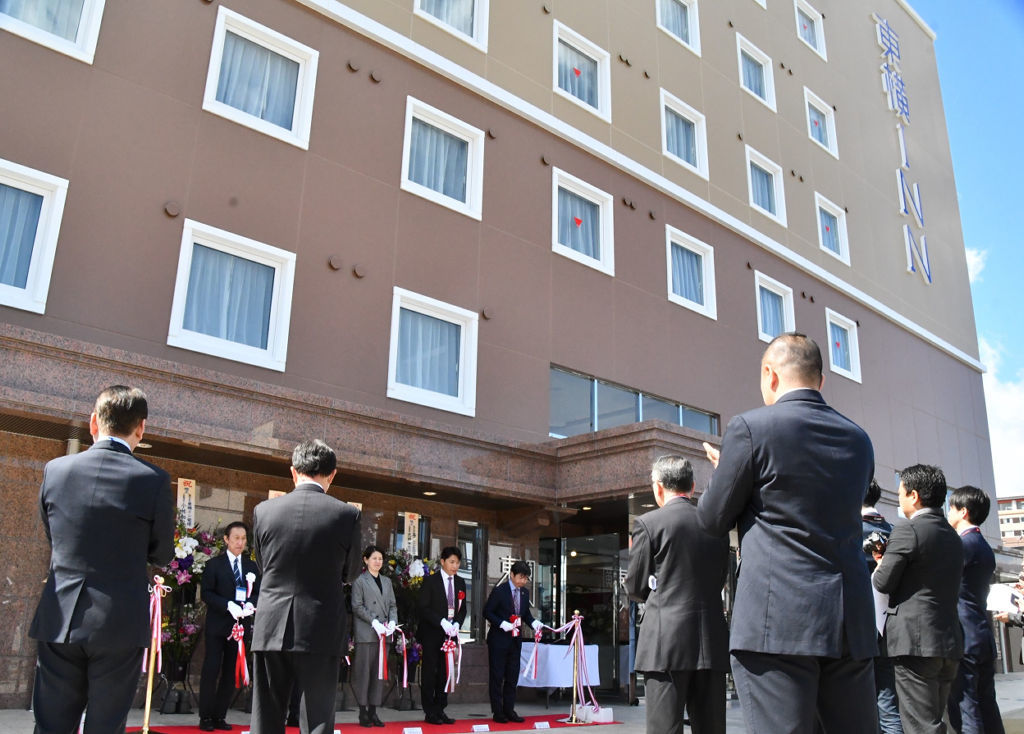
[
  {"xmin": 487, "ymin": 639, "xmax": 522, "ymax": 715},
  {"xmin": 251, "ymin": 651, "xmax": 338, "ymax": 734},
  {"xmin": 33, "ymin": 641, "xmax": 143, "ymax": 734},
  {"xmin": 352, "ymin": 641, "xmax": 386, "ymax": 707},
  {"xmin": 875, "ymin": 654, "xmax": 904, "ymax": 734},
  {"xmin": 892, "ymin": 656, "xmax": 959, "ymax": 734},
  {"xmin": 643, "ymin": 669, "xmax": 726, "ymax": 734},
  {"xmin": 420, "ymin": 641, "xmax": 449, "ymax": 717},
  {"xmin": 199, "ymin": 632, "xmax": 242, "ymax": 720},
  {"xmin": 947, "ymin": 654, "xmax": 1003, "ymax": 734}
]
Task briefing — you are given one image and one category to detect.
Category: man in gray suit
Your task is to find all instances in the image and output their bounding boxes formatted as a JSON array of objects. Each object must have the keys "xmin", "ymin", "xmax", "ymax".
[
  {"xmin": 251, "ymin": 439, "xmax": 361, "ymax": 734},
  {"xmin": 30, "ymin": 385, "xmax": 175, "ymax": 734},
  {"xmin": 873, "ymin": 464, "xmax": 963, "ymax": 734},
  {"xmin": 698, "ymin": 333, "xmax": 878, "ymax": 734},
  {"xmin": 625, "ymin": 455, "xmax": 729, "ymax": 734}
]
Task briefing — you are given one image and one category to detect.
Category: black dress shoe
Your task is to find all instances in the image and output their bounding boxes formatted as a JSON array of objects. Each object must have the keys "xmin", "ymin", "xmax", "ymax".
[
  {"xmin": 505, "ymin": 712, "xmax": 525, "ymax": 723},
  {"xmin": 440, "ymin": 713, "xmax": 456, "ymax": 725},
  {"xmin": 214, "ymin": 721, "xmax": 233, "ymax": 731},
  {"xmin": 198, "ymin": 720, "xmax": 216, "ymax": 732},
  {"xmin": 493, "ymin": 713, "xmax": 509, "ymax": 724},
  {"xmin": 424, "ymin": 713, "xmax": 445, "ymax": 725},
  {"xmin": 286, "ymin": 717, "xmax": 300, "ymax": 727}
]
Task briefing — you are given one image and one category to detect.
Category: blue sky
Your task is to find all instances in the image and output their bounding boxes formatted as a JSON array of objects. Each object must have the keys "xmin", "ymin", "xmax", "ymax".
[{"xmin": 908, "ymin": 0, "xmax": 1024, "ymax": 496}]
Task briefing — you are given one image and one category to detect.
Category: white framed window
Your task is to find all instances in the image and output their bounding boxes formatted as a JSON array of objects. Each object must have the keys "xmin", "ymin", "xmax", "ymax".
[
  {"xmin": 656, "ymin": 0, "xmax": 700, "ymax": 57},
  {"xmin": 805, "ymin": 87, "xmax": 838, "ymax": 158},
  {"xmin": 815, "ymin": 192, "xmax": 849, "ymax": 265},
  {"xmin": 400, "ymin": 97, "xmax": 485, "ymax": 220},
  {"xmin": 551, "ymin": 168, "xmax": 615, "ymax": 276},
  {"xmin": 736, "ymin": 33, "xmax": 776, "ymax": 111},
  {"xmin": 0, "ymin": 0, "xmax": 105, "ymax": 64},
  {"xmin": 665, "ymin": 225, "xmax": 716, "ymax": 319},
  {"xmin": 387, "ymin": 287, "xmax": 478, "ymax": 417},
  {"xmin": 794, "ymin": 0, "xmax": 827, "ymax": 59},
  {"xmin": 660, "ymin": 89, "xmax": 709, "ymax": 180},
  {"xmin": 0, "ymin": 157, "xmax": 68, "ymax": 314},
  {"xmin": 553, "ymin": 21, "xmax": 611, "ymax": 122},
  {"xmin": 202, "ymin": 7, "xmax": 318, "ymax": 150},
  {"xmin": 745, "ymin": 145, "xmax": 787, "ymax": 226},
  {"xmin": 754, "ymin": 271, "xmax": 795, "ymax": 342},
  {"xmin": 414, "ymin": 0, "xmax": 489, "ymax": 51},
  {"xmin": 825, "ymin": 308, "xmax": 861, "ymax": 382},
  {"xmin": 167, "ymin": 219, "xmax": 296, "ymax": 372}
]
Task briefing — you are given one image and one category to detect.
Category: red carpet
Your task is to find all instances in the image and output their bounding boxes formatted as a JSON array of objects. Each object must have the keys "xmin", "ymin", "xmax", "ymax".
[{"xmin": 129, "ymin": 714, "xmax": 617, "ymax": 733}]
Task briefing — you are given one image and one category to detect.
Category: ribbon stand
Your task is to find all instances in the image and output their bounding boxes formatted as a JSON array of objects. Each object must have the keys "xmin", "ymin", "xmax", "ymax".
[
  {"xmin": 142, "ymin": 575, "xmax": 170, "ymax": 734},
  {"xmin": 568, "ymin": 610, "xmax": 580, "ymax": 725}
]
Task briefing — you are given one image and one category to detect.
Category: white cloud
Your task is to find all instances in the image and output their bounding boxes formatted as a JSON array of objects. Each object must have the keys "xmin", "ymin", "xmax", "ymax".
[
  {"xmin": 979, "ymin": 337, "xmax": 1024, "ymax": 497},
  {"xmin": 965, "ymin": 248, "xmax": 988, "ymax": 283}
]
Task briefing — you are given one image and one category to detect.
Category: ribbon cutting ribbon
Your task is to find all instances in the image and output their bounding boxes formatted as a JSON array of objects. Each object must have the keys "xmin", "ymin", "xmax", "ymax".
[
  {"xmin": 534, "ymin": 614, "xmax": 599, "ymax": 712},
  {"xmin": 394, "ymin": 625, "xmax": 410, "ymax": 688},
  {"xmin": 377, "ymin": 631, "xmax": 389, "ymax": 681},
  {"xmin": 142, "ymin": 575, "xmax": 171, "ymax": 674},
  {"xmin": 520, "ymin": 627, "xmax": 543, "ymax": 680},
  {"xmin": 441, "ymin": 633, "xmax": 462, "ymax": 693},
  {"xmin": 230, "ymin": 622, "xmax": 249, "ymax": 687}
]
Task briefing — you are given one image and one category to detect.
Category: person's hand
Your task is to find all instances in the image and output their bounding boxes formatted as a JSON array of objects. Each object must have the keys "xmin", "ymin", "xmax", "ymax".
[
  {"xmin": 702, "ymin": 441, "xmax": 720, "ymax": 469},
  {"xmin": 872, "ymin": 551, "xmax": 884, "ymax": 564},
  {"xmin": 440, "ymin": 619, "xmax": 454, "ymax": 636},
  {"xmin": 372, "ymin": 619, "xmax": 386, "ymax": 635},
  {"xmin": 385, "ymin": 621, "xmax": 397, "ymax": 636},
  {"xmin": 499, "ymin": 621, "xmax": 514, "ymax": 632},
  {"xmin": 227, "ymin": 601, "xmax": 243, "ymax": 620},
  {"xmin": 995, "ymin": 612, "xmax": 1010, "ymax": 624},
  {"xmin": 242, "ymin": 602, "xmax": 256, "ymax": 617},
  {"xmin": 531, "ymin": 620, "xmax": 543, "ymax": 632}
]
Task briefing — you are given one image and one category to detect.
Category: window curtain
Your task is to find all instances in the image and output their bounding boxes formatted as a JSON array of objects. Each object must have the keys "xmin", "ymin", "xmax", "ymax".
[
  {"xmin": 397, "ymin": 308, "xmax": 460, "ymax": 397},
  {"xmin": 0, "ymin": 0, "xmax": 83, "ymax": 41},
  {"xmin": 741, "ymin": 51, "xmax": 765, "ymax": 98},
  {"xmin": 759, "ymin": 287, "xmax": 784, "ymax": 337},
  {"xmin": 750, "ymin": 163, "xmax": 776, "ymax": 213},
  {"xmin": 660, "ymin": 0, "xmax": 689, "ymax": 43},
  {"xmin": 819, "ymin": 208, "xmax": 840, "ymax": 254},
  {"xmin": 671, "ymin": 243, "xmax": 704, "ymax": 305},
  {"xmin": 409, "ymin": 118, "xmax": 469, "ymax": 203},
  {"xmin": 809, "ymin": 105, "xmax": 828, "ymax": 146},
  {"xmin": 216, "ymin": 31, "xmax": 299, "ymax": 131},
  {"xmin": 183, "ymin": 244, "xmax": 275, "ymax": 350},
  {"xmin": 420, "ymin": 0, "xmax": 475, "ymax": 36},
  {"xmin": 0, "ymin": 183, "xmax": 42, "ymax": 289},
  {"xmin": 558, "ymin": 40, "xmax": 599, "ymax": 108},
  {"xmin": 830, "ymin": 322, "xmax": 851, "ymax": 370},
  {"xmin": 798, "ymin": 10, "xmax": 817, "ymax": 47},
  {"xmin": 558, "ymin": 187, "xmax": 600, "ymax": 259},
  {"xmin": 665, "ymin": 108, "xmax": 696, "ymax": 166}
]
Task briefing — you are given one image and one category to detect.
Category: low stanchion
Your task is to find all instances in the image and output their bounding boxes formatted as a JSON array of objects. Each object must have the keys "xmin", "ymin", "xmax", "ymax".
[
  {"xmin": 568, "ymin": 609, "xmax": 580, "ymax": 724},
  {"xmin": 142, "ymin": 575, "xmax": 171, "ymax": 734}
]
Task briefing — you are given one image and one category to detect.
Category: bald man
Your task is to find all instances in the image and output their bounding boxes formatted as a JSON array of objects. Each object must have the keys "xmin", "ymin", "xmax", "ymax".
[{"xmin": 698, "ymin": 333, "xmax": 878, "ymax": 734}]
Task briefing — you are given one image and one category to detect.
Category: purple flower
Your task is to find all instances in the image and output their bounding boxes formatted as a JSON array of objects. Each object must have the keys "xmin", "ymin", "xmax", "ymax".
[
  {"xmin": 176, "ymin": 570, "xmax": 192, "ymax": 585},
  {"xmin": 178, "ymin": 555, "xmax": 194, "ymax": 570}
]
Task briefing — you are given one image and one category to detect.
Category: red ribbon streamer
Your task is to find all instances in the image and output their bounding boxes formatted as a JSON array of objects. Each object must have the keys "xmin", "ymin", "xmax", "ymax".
[
  {"xmin": 545, "ymin": 614, "xmax": 600, "ymax": 713},
  {"xmin": 142, "ymin": 575, "xmax": 170, "ymax": 674},
  {"xmin": 521, "ymin": 627, "xmax": 543, "ymax": 680},
  {"xmin": 230, "ymin": 622, "xmax": 249, "ymax": 687},
  {"xmin": 441, "ymin": 634, "xmax": 462, "ymax": 693},
  {"xmin": 377, "ymin": 631, "xmax": 389, "ymax": 681}
]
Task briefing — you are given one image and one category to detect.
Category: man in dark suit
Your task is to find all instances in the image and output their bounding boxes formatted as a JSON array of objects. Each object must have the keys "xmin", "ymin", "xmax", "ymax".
[
  {"xmin": 30, "ymin": 385, "xmax": 175, "ymax": 734},
  {"xmin": 946, "ymin": 485, "xmax": 1004, "ymax": 734},
  {"xmin": 199, "ymin": 521, "xmax": 261, "ymax": 731},
  {"xmin": 698, "ymin": 333, "xmax": 878, "ymax": 734},
  {"xmin": 483, "ymin": 560, "xmax": 541, "ymax": 724},
  {"xmin": 873, "ymin": 464, "xmax": 964, "ymax": 734},
  {"xmin": 625, "ymin": 455, "xmax": 730, "ymax": 734},
  {"xmin": 250, "ymin": 439, "xmax": 361, "ymax": 734},
  {"xmin": 417, "ymin": 546, "xmax": 467, "ymax": 725}
]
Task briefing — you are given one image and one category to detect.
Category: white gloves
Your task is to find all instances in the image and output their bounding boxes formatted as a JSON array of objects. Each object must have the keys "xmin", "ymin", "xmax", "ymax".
[
  {"xmin": 441, "ymin": 619, "xmax": 458, "ymax": 636},
  {"xmin": 227, "ymin": 601, "xmax": 243, "ymax": 620},
  {"xmin": 499, "ymin": 620, "xmax": 514, "ymax": 632},
  {"xmin": 243, "ymin": 602, "xmax": 256, "ymax": 617},
  {"xmin": 372, "ymin": 619, "xmax": 386, "ymax": 635},
  {"xmin": 385, "ymin": 621, "xmax": 397, "ymax": 635},
  {"xmin": 451, "ymin": 622, "xmax": 460, "ymax": 634},
  {"xmin": 531, "ymin": 620, "xmax": 543, "ymax": 632}
]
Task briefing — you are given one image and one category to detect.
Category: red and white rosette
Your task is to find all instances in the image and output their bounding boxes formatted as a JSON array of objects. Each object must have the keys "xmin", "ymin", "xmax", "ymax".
[
  {"xmin": 142, "ymin": 575, "xmax": 171, "ymax": 674},
  {"xmin": 509, "ymin": 614, "xmax": 521, "ymax": 638},
  {"xmin": 520, "ymin": 626, "xmax": 543, "ymax": 680},
  {"xmin": 441, "ymin": 633, "xmax": 462, "ymax": 693},
  {"xmin": 230, "ymin": 622, "xmax": 249, "ymax": 687}
]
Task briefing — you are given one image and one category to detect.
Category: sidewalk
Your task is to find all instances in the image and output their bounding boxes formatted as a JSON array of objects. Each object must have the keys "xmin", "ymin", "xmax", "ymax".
[{"xmin": 5, "ymin": 673, "xmax": 1024, "ymax": 733}]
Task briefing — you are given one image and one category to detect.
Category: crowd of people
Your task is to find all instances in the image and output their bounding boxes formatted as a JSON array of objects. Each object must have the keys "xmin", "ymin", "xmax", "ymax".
[{"xmin": 28, "ymin": 332, "xmax": 1013, "ymax": 733}]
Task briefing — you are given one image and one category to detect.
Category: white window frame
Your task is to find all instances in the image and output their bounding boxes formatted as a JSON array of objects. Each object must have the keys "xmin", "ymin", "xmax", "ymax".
[
  {"xmin": 202, "ymin": 6, "xmax": 319, "ymax": 150},
  {"xmin": 804, "ymin": 87, "xmax": 839, "ymax": 158},
  {"xmin": 0, "ymin": 0, "xmax": 105, "ymax": 64},
  {"xmin": 745, "ymin": 145, "xmax": 787, "ymax": 227},
  {"xmin": 167, "ymin": 219, "xmax": 296, "ymax": 372},
  {"xmin": 754, "ymin": 271, "xmax": 795, "ymax": 343},
  {"xmin": 0, "ymin": 158, "xmax": 68, "ymax": 314},
  {"xmin": 794, "ymin": 0, "xmax": 827, "ymax": 60},
  {"xmin": 553, "ymin": 21, "xmax": 612, "ymax": 123},
  {"xmin": 825, "ymin": 308, "xmax": 862, "ymax": 382},
  {"xmin": 400, "ymin": 96, "xmax": 486, "ymax": 220},
  {"xmin": 665, "ymin": 225, "xmax": 716, "ymax": 320},
  {"xmin": 413, "ymin": 0, "xmax": 489, "ymax": 52},
  {"xmin": 387, "ymin": 287, "xmax": 478, "ymax": 417},
  {"xmin": 551, "ymin": 167, "xmax": 615, "ymax": 276},
  {"xmin": 655, "ymin": 0, "xmax": 701, "ymax": 57},
  {"xmin": 660, "ymin": 88, "xmax": 709, "ymax": 180},
  {"xmin": 814, "ymin": 192, "xmax": 850, "ymax": 265},
  {"xmin": 752, "ymin": 0, "xmax": 767, "ymax": 7},
  {"xmin": 736, "ymin": 33, "xmax": 776, "ymax": 111}
]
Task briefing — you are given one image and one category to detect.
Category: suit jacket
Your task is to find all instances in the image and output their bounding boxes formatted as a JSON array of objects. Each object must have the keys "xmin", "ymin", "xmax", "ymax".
[
  {"xmin": 697, "ymin": 388, "xmax": 877, "ymax": 659},
  {"xmin": 251, "ymin": 482, "xmax": 361, "ymax": 655},
  {"xmin": 483, "ymin": 581, "xmax": 535, "ymax": 648},
  {"xmin": 351, "ymin": 571, "xmax": 398, "ymax": 643},
  {"xmin": 626, "ymin": 495, "xmax": 730, "ymax": 672},
  {"xmin": 417, "ymin": 570, "xmax": 467, "ymax": 648},
  {"xmin": 30, "ymin": 439, "xmax": 175, "ymax": 648},
  {"xmin": 958, "ymin": 528, "xmax": 997, "ymax": 660},
  {"xmin": 862, "ymin": 509, "xmax": 894, "ymax": 573},
  {"xmin": 201, "ymin": 551, "xmax": 261, "ymax": 639},
  {"xmin": 873, "ymin": 508, "xmax": 964, "ymax": 660}
]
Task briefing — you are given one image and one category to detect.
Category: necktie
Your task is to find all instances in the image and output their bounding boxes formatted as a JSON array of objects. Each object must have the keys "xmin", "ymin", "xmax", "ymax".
[
  {"xmin": 233, "ymin": 558, "xmax": 243, "ymax": 587},
  {"xmin": 447, "ymin": 575, "xmax": 455, "ymax": 608},
  {"xmin": 514, "ymin": 587, "xmax": 520, "ymax": 616}
]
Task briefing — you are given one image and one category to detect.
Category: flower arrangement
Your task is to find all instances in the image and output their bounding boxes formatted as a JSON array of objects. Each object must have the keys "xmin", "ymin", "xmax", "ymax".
[
  {"xmin": 158, "ymin": 510, "xmax": 221, "ymax": 593},
  {"xmin": 161, "ymin": 603, "xmax": 203, "ymax": 660}
]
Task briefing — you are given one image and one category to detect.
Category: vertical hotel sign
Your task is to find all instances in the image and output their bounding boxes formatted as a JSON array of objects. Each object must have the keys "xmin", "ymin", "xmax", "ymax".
[
  {"xmin": 404, "ymin": 512, "xmax": 420, "ymax": 555},
  {"xmin": 872, "ymin": 12, "xmax": 931, "ymax": 284}
]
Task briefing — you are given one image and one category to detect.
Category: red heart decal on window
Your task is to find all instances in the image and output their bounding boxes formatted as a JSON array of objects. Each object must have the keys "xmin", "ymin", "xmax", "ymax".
[
  {"xmin": 835, "ymin": 341, "xmax": 841, "ymax": 348},
  {"xmin": 825, "ymin": 225, "xmax": 830, "ymax": 232},
  {"xmin": 813, "ymin": 119, "xmax": 819, "ymax": 126},
  {"xmin": 573, "ymin": 217, "xmax": 583, "ymax": 227},
  {"xmin": 573, "ymin": 67, "xmax": 581, "ymax": 77}
]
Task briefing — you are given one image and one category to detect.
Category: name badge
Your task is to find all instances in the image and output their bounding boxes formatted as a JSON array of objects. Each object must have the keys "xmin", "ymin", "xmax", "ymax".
[
  {"xmin": 447, "ymin": 607, "xmax": 455, "ymax": 619},
  {"xmin": 235, "ymin": 586, "xmax": 247, "ymax": 603}
]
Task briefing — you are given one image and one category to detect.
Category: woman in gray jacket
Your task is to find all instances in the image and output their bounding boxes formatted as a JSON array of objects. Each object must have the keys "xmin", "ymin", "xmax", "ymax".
[{"xmin": 351, "ymin": 545, "xmax": 399, "ymax": 727}]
